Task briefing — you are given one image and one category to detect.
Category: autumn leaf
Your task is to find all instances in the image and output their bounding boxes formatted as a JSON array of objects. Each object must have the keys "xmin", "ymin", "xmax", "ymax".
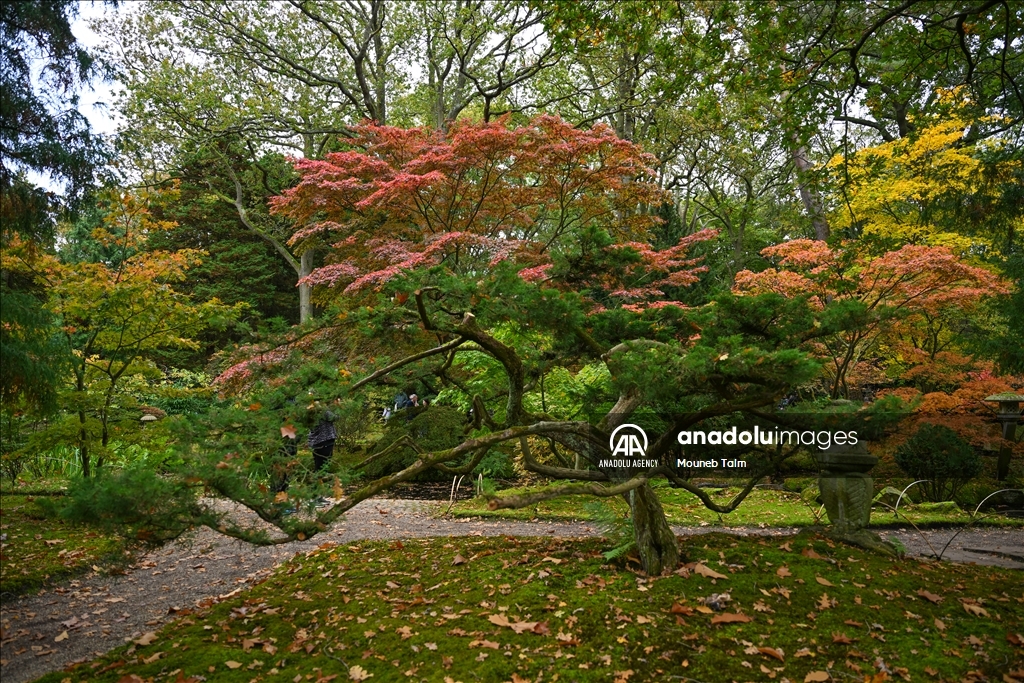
[
  {"xmin": 348, "ymin": 664, "xmax": 373, "ymax": 680},
  {"xmin": 54, "ymin": 631, "xmax": 68, "ymax": 642},
  {"xmin": 815, "ymin": 576, "xmax": 834, "ymax": 587},
  {"xmin": 469, "ymin": 639, "xmax": 500, "ymax": 649},
  {"xmin": 670, "ymin": 602, "xmax": 693, "ymax": 615},
  {"xmin": 916, "ymin": 588, "xmax": 943, "ymax": 604},
  {"xmin": 934, "ymin": 618, "xmax": 946, "ymax": 631},
  {"xmin": 757, "ymin": 646, "xmax": 784, "ymax": 662},
  {"xmin": 134, "ymin": 632, "xmax": 157, "ymax": 646},
  {"xmin": 804, "ymin": 672, "xmax": 830, "ymax": 682},
  {"xmin": 694, "ymin": 563, "xmax": 728, "ymax": 580},
  {"xmin": 776, "ymin": 566, "xmax": 792, "ymax": 577},
  {"xmin": 452, "ymin": 554, "xmax": 466, "ymax": 566},
  {"xmin": 280, "ymin": 424, "xmax": 296, "ymax": 438},
  {"xmin": 488, "ymin": 614, "xmax": 511, "ymax": 628},
  {"xmin": 963, "ymin": 603, "xmax": 990, "ymax": 617},
  {"xmin": 509, "ymin": 621, "xmax": 540, "ymax": 634},
  {"xmin": 710, "ymin": 612, "xmax": 751, "ymax": 625},
  {"xmin": 224, "ymin": 661, "xmax": 242, "ymax": 669},
  {"xmin": 396, "ymin": 626, "xmax": 413, "ymax": 639},
  {"xmin": 832, "ymin": 632, "xmax": 854, "ymax": 644},
  {"xmin": 802, "ymin": 547, "xmax": 824, "ymax": 559}
]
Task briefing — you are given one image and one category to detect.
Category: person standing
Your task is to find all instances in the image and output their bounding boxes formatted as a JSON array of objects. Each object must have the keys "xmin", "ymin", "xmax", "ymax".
[{"xmin": 307, "ymin": 404, "xmax": 337, "ymax": 473}]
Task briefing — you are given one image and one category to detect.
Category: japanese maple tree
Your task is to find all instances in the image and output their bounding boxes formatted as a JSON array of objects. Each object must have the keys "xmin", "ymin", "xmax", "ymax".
[
  {"xmin": 156, "ymin": 119, "xmax": 861, "ymax": 574},
  {"xmin": 2, "ymin": 187, "xmax": 240, "ymax": 476},
  {"xmin": 733, "ymin": 240, "xmax": 1008, "ymax": 399}
]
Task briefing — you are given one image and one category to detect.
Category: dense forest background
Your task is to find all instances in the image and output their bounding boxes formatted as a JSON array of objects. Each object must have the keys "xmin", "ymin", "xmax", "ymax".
[{"xmin": 2, "ymin": 1, "xmax": 1022, "ymax": 570}]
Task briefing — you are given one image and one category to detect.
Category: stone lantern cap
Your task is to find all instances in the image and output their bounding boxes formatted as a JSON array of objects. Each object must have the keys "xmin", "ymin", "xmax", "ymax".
[
  {"xmin": 815, "ymin": 440, "xmax": 877, "ymax": 474},
  {"xmin": 985, "ymin": 393, "xmax": 1024, "ymax": 403},
  {"xmin": 986, "ymin": 393, "xmax": 1024, "ymax": 417}
]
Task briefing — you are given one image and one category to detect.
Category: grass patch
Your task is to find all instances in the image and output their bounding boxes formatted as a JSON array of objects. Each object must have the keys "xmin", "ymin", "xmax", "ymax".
[
  {"xmin": 453, "ymin": 482, "xmax": 1024, "ymax": 529},
  {"xmin": 0, "ymin": 494, "xmax": 127, "ymax": 597},
  {"xmin": 38, "ymin": 533, "xmax": 1023, "ymax": 682}
]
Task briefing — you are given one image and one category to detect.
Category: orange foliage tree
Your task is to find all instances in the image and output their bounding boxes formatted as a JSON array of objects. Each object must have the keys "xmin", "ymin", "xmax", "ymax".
[{"xmin": 733, "ymin": 240, "xmax": 1008, "ymax": 399}]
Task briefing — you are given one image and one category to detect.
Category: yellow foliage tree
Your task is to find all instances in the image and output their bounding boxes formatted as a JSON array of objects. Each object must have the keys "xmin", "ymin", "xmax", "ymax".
[
  {"xmin": 829, "ymin": 91, "xmax": 1023, "ymax": 255},
  {"xmin": 2, "ymin": 187, "xmax": 242, "ymax": 476}
]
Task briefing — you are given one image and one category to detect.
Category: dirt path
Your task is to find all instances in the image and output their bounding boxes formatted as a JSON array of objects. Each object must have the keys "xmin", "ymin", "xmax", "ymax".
[{"xmin": 2, "ymin": 499, "xmax": 1020, "ymax": 683}]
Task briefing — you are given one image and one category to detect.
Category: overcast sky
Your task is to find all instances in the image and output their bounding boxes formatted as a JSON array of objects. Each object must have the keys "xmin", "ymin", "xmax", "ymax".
[{"xmin": 75, "ymin": 0, "xmax": 119, "ymax": 137}]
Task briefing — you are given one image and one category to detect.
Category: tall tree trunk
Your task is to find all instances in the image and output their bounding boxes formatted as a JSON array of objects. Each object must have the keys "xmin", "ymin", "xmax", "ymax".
[
  {"xmin": 791, "ymin": 143, "xmax": 830, "ymax": 241},
  {"xmin": 78, "ymin": 407, "xmax": 90, "ymax": 478},
  {"xmin": 628, "ymin": 483, "xmax": 679, "ymax": 575},
  {"xmin": 75, "ymin": 368, "xmax": 90, "ymax": 477},
  {"xmin": 299, "ymin": 249, "xmax": 314, "ymax": 324}
]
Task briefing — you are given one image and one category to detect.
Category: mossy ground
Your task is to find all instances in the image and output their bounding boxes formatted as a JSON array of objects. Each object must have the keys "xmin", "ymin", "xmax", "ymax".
[
  {"xmin": 453, "ymin": 482, "xmax": 1024, "ymax": 529},
  {"xmin": 0, "ymin": 494, "xmax": 126, "ymax": 597},
  {"xmin": 37, "ymin": 533, "xmax": 1023, "ymax": 683}
]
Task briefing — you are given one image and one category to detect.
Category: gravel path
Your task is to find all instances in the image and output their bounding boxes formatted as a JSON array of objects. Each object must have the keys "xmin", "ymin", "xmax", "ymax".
[{"xmin": 2, "ymin": 499, "xmax": 1020, "ymax": 683}]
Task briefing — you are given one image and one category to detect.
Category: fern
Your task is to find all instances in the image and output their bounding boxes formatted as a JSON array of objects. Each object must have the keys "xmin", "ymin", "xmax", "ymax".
[{"xmin": 583, "ymin": 499, "xmax": 635, "ymax": 561}]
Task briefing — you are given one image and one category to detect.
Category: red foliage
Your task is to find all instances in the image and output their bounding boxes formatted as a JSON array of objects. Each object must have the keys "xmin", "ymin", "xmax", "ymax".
[{"xmin": 271, "ymin": 115, "xmax": 671, "ymax": 295}]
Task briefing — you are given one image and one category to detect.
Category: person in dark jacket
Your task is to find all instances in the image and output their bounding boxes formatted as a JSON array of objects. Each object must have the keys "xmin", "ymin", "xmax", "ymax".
[{"xmin": 307, "ymin": 404, "xmax": 337, "ymax": 472}]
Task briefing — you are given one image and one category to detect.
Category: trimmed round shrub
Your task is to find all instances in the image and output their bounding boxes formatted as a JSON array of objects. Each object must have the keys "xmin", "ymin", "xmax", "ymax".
[{"xmin": 895, "ymin": 424, "xmax": 981, "ymax": 502}]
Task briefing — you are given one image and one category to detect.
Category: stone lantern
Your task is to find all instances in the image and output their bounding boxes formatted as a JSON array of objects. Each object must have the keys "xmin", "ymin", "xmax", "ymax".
[
  {"xmin": 815, "ymin": 440, "xmax": 898, "ymax": 554},
  {"xmin": 986, "ymin": 393, "xmax": 1023, "ymax": 481},
  {"xmin": 816, "ymin": 441, "xmax": 877, "ymax": 534}
]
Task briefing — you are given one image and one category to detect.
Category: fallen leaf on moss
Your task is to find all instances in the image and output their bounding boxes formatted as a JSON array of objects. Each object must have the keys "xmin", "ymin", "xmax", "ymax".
[
  {"xmin": 710, "ymin": 612, "xmax": 751, "ymax": 624},
  {"xmin": 963, "ymin": 603, "xmax": 990, "ymax": 617},
  {"xmin": 348, "ymin": 664, "xmax": 373, "ymax": 680},
  {"xmin": 694, "ymin": 563, "xmax": 728, "ymax": 580},
  {"xmin": 134, "ymin": 632, "xmax": 157, "ymax": 646}
]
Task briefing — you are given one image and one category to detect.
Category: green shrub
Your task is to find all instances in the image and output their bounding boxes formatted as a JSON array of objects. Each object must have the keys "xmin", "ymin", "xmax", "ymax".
[
  {"xmin": 895, "ymin": 424, "xmax": 981, "ymax": 502},
  {"xmin": 362, "ymin": 406, "xmax": 468, "ymax": 482},
  {"xmin": 473, "ymin": 448, "xmax": 515, "ymax": 479}
]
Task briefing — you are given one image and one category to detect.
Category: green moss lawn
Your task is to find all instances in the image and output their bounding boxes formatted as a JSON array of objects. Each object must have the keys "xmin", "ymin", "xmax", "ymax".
[
  {"xmin": 38, "ymin": 533, "xmax": 1023, "ymax": 683},
  {"xmin": 0, "ymin": 494, "xmax": 126, "ymax": 597},
  {"xmin": 452, "ymin": 482, "xmax": 1024, "ymax": 529}
]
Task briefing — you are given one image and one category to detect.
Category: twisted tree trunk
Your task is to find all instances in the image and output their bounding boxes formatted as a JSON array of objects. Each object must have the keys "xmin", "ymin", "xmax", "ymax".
[{"xmin": 628, "ymin": 482, "xmax": 679, "ymax": 575}]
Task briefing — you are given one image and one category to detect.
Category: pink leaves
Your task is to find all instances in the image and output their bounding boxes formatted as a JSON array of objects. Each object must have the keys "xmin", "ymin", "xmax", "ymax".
[
  {"xmin": 517, "ymin": 264, "xmax": 554, "ymax": 283},
  {"xmin": 269, "ymin": 115, "xmax": 713, "ymax": 309}
]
